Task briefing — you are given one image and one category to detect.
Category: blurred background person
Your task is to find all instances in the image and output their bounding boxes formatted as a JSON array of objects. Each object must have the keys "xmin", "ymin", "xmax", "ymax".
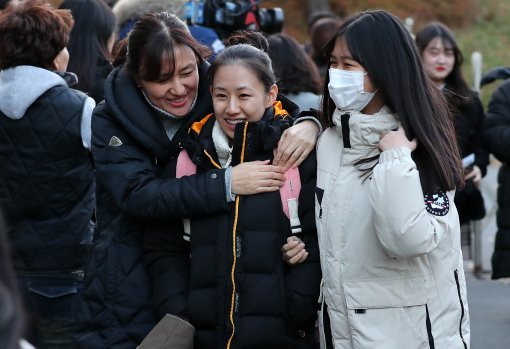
[
  {"xmin": 59, "ymin": 0, "xmax": 116, "ymax": 104},
  {"xmin": 0, "ymin": 1, "xmax": 96, "ymax": 348},
  {"xmin": 112, "ymin": 0, "xmax": 224, "ymax": 59},
  {"xmin": 268, "ymin": 33, "xmax": 322, "ymax": 112},
  {"xmin": 304, "ymin": 11, "xmax": 342, "ymax": 80},
  {"xmin": 416, "ymin": 22, "xmax": 489, "ymax": 253},
  {"xmin": 482, "ymin": 71, "xmax": 510, "ymax": 280}
]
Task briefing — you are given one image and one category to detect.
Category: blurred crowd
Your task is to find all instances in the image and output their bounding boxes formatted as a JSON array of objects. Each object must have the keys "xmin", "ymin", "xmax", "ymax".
[{"xmin": 0, "ymin": 1, "xmax": 509, "ymax": 349}]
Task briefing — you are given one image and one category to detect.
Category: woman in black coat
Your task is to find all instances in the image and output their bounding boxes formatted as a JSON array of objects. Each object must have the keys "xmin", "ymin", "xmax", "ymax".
[
  {"xmin": 416, "ymin": 22, "xmax": 489, "ymax": 224},
  {"xmin": 482, "ymin": 79, "xmax": 510, "ymax": 279},
  {"xmin": 145, "ymin": 43, "xmax": 321, "ymax": 349},
  {"xmin": 76, "ymin": 12, "xmax": 320, "ymax": 349}
]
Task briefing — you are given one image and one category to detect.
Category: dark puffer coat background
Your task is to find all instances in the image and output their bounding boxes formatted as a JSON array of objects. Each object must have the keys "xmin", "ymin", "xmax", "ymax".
[{"xmin": 482, "ymin": 79, "xmax": 510, "ymax": 279}]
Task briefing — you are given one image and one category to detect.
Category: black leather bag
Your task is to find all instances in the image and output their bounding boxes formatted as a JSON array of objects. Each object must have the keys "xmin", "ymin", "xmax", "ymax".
[{"xmin": 454, "ymin": 179, "xmax": 486, "ymax": 222}]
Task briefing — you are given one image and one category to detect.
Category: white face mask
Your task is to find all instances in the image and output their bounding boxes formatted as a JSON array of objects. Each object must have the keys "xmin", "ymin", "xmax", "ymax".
[{"xmin": 328, "ymin": 68, "xmax": 376, "ymax": 112}]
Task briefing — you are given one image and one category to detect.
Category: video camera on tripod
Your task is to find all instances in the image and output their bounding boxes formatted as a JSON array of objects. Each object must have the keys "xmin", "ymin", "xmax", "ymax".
[{"xmin": 185, "ymin": 0, "xmax": 284, "ymax": 36}]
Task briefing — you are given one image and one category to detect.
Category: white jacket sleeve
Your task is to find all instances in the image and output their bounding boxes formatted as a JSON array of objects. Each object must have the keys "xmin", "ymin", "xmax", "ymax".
[{"xmin": 370, "ymin": 147, "xmax": 450, "ymax": 259}]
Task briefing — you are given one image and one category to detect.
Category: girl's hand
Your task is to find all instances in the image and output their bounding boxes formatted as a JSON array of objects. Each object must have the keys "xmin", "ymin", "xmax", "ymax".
[
  {"xmin": 232, "ymin": 160, "xmax": 285, "ymax": 195},
  {"xmin": 281, "ymin": 236, "xmax": 308, "ymax": 265},
  {"xmin": 378, "ymin": 127, "xmax": 417, "ymax": 152},
  {"xmin": 273, "ymin": 120, "xmax": 319, "ymax": 170},
  {"xmin": 465, "ymin": 165, "xmax": 482, "ymax": 186}
]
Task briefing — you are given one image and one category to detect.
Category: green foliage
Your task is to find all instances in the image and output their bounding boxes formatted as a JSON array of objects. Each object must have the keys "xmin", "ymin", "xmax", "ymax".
[
  {"xmin": 455, "ymin": 0, "xmax": 510, "ymax": 107},
  {"xmin": 331, "ymin": 0, "xmax": 478, "ymax": 29}
]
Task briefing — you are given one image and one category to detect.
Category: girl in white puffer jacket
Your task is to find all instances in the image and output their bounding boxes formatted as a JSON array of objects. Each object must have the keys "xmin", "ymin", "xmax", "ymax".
[{"xmin": 284, "ymin": 9, "xmax": 470, "ymax": 349}]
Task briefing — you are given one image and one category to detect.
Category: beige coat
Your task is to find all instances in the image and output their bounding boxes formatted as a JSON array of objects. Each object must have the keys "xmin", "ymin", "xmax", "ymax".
[{"xmin": 316, "ymin": 107, "xmax": 470, "ymax": 349}]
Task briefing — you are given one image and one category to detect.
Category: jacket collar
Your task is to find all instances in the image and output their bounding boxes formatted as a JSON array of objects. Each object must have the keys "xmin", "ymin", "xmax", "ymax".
[
  {"xmin": 185, "ymin": 100, "xmax": 294, "ymax": 170},
  {"xmin": 332, "ymin": 106, "xmax": 400, "ymax": 149}
]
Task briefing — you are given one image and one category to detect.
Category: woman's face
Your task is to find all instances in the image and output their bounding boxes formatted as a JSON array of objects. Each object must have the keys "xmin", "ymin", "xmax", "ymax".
[
  {"xmin": 138, "ymin": 44, "xmax": 199, "ymax": 117},
  {"xmin": 330, "ymin": 37, "xmax": 384, "ymax": 114},
  {"xmin": 422, "ymin": 37, "xmax": 455, "ymax": 85},
  {"xmin": 211, "ymin": 63, "xmax": 277, "ymax": 139}
]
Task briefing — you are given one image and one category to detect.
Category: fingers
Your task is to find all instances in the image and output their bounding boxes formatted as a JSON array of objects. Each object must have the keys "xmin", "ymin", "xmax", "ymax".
[
  {"xmin": 464, "ymin": 171, "xmax": 476, "ymax": 180},
  {"xmin": 274, "ymin": 145, "xmax": 297, "ymax": 167},
  {"xmin": 288, "ymin": 249, "xmax": 308, "ymax": 265},
  {"xmin": 291, "ymin": 147, "xmax": 313, "ymax": 169},
  {"xmin": 281, "ymin": 237, "xmax": 307, "ymax": 265},
  {"xmin": 273, "ymin": 131, "xmax": 289, "ymax": 165}
]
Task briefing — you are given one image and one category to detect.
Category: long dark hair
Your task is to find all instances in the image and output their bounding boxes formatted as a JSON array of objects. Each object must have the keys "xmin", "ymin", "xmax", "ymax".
[
  {"xmin": 115, "ymin": 12, "xmax": 210, "ymax": 82},
  {"xmin": 268, "ymin": 33, "xmax": 321, "ymax": 94},
  {"xmin": 59, "ymin": 0, "xmax": 116, "ymax": 93},
  {"xmin": 415, "ymin": 22, "xmax": 472, "ymax": 110},
  {"xmin": 321, "ymin": 10, "xmax": 463, "ymax": 192}
]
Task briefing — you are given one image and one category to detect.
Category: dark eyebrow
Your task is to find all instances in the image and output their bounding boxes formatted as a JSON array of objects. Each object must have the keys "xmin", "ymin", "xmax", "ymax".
[{"xmin": 330, "ymin": 55, "xmax": 355, "ymax": 61}]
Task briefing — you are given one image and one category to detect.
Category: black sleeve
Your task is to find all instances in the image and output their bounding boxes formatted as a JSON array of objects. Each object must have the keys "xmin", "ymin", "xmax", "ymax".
[
  {"xmin": 92, "ymin": 106, "xmax": 229, "ymax": 220},
  {"xmin": 483, "ymin": 81, "xmax": 510, "ymax": 164},
  {"xmin": 144, "ymin": 220, "xmax": 190, "ymax": 318},
  {"xmin": 469, "ymin": 94, "xmax": 490, "ymax": 176},
  {"xmin": 285, "ymin": 150, "xmax": 321, "ymax": 329}
]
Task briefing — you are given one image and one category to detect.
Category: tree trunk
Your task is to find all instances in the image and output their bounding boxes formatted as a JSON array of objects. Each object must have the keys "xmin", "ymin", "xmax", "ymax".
[{"xmin": 306, "ymin": 0, "xmax": 330, "ymax": 13}]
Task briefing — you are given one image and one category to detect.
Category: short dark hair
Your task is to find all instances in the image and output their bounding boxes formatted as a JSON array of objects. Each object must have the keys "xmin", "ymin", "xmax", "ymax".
[
  {"xmin": 321, "ymin": 10, "xmax": 463, "ymax": 191},
  {"xmin": 0, "ymin": 0, "xmax": 74, "ymax": 70},
  {"xmin": 415, "ymin": 22, "xmax": 472, "ymax": 108},
  {"xmin": 208, "ymin": 44, "xmax": 275, "ymax": 93},
  {"xmin": 268, "ymin": 33, "xmax": 321, "ymax": 94},
  {"xmin": 120, "ymin": 12, "xmax": 210, "ymax": 82}
]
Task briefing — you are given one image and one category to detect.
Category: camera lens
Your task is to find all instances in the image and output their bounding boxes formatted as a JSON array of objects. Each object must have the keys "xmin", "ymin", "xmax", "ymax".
[{"xmin": 258, "ymin": 7, "xmax": 284, "ymax": 34}]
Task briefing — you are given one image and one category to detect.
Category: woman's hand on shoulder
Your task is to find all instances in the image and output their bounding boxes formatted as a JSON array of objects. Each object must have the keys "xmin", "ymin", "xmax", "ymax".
[
  {"xmin": 378, "ymin": 127, "xmax": 417, "ymax": 152},
  {"xmin": 273, "ymin": 120, "xmax": 319, "ymax": 170},
  {"xmin": 232, "ymin": 160, "xmax": 285, "ymax": 195}
]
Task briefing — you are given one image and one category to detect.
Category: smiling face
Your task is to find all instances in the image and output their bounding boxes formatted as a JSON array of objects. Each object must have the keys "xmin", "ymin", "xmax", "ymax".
[
  {"xmin": 422, "ymin": 37, "xmax": 455, "ymax": 86},
  {"xmin": 211, "ymin": 63, "xmax": 277, "ymax": 139},
  {"xmin": 138, "ymin": 44, "xmax": 199, "ymax": 117}
]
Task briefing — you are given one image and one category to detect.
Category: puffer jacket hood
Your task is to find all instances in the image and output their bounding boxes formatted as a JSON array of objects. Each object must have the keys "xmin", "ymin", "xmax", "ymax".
[
  {"xmin": 0, "ymin": 66, "xmax": 70, "ymax": 120},
  {"xmin": 113, "ymin": 0, "xmax": 187, "ymax": 27}
]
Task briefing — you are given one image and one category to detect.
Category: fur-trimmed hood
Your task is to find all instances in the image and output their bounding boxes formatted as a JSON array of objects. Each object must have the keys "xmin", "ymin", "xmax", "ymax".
[{"xmin": 112, "ymin": 0, "xmax": 187, "ymax": 27}]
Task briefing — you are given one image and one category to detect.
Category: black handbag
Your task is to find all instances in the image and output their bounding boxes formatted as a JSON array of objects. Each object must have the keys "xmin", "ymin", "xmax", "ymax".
[{"xmin": 454, "ymin": 179, "xmax": 486, "ymax": 222}]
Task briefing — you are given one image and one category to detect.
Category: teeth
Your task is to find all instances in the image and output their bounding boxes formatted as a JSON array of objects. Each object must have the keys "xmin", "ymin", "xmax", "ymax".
[{"xmin": 225, "ymin": 119, "xmax": 245, "ymax": 125}]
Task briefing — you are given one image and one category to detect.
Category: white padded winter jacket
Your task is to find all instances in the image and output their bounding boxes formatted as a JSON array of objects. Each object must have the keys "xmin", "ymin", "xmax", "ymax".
[{"xmin": 316, "ymin": 107, "xmax": 470, "ymax": 349}]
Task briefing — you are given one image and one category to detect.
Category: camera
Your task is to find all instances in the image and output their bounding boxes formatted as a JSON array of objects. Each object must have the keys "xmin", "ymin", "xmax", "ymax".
[{"xmin": 185, "ymin": 0, "xmax": 284, "ymax": 36}]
